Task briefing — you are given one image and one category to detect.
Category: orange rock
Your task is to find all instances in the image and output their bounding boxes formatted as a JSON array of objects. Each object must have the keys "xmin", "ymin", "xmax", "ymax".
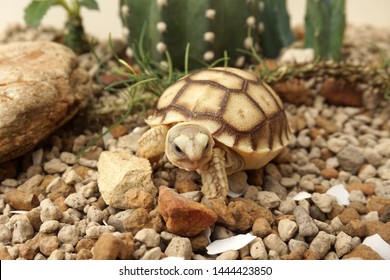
[
  {"xmin": 344, "ymin": 220, "xmax": 367, "ymax": 238},
  {"xmin": 92, "ymin": 233, "xmax": 134, "ymax": 260},
  {"xmin": 320, "ymin": 77, "xmax": 363, "ymax": 107},
  {"xmin": 347, "ymin": 182, "xmax": 375, "ymax": 196},
  {"xmin": 4, "ymin": 189, "xmax": 39, "ymax": 211},
  {"xmin": 124, "ymin": 188, "xmax": 154, "ymax": 211},
  {"xmin": 321, "ymin": 168, "xmax": 339, "ymax": 179},
  {"xmin": 343, "ymin": 244, "xmax": 383, "ymax": 260},
  {"xmin": 109, "ymin": 124, "xmax": 129, "ymax": 138},
  {"xmin": 338, "ymin": 207, "xmax": 360, "ymax": 225},
  {"xmin": 158, "ymin": 186, "xmax": 217, "ymax": 237},
  {"xmin": 367, "ymin": 195, "xmax": 390, "ymax": 212},
  {"xmin": 363, "ymin": 220, "xmax": 390, "ymax": 244},
  {"xmin": 315, "ymin": 116, "xmax": 339, "ymax": 134}
]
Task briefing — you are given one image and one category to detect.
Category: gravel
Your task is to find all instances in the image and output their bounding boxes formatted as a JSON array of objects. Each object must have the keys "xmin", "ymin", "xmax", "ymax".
[{"xmin": 1, "ymin": 25, "xmax": 390, "ymax": 260}]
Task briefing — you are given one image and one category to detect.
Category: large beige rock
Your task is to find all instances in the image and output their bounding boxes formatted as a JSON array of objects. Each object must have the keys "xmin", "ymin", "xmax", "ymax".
[
  {"xmin": 97, "ymin": 151, "xmax": 157, "ymax": 209},
  {"xmin": 0, "ymin": 41, "xmax": 92, "ymax": 163}
]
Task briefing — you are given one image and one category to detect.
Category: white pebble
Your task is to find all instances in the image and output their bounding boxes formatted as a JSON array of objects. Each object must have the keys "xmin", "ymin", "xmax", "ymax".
[
  {"xmin": 40, "ymin": 220, "xmax": 60, "ymax": 233},
  {"xmin": 134, "ymin": 228, "xmax": 160, "ymax": 248},
  {"xmin": 216, "ymin": 250, "xmax": 239, "ymax": 260},
  {"xmin": 249, "ymin": 238, "xmax": 267, "ymax": 260},
  {"xmin": 43, "ymin": 158, "xmax": 68, "ymax": 174},
  {"xmin": 165, "ymin": 237, "xmax": 192, "ymax": 260},
  {"xmin": 58, "ymin": 225, "xmax": 79, "ymax": 246},
  {"xmin": 278, "ymin": 219, "xmax": 298, "ymax": 242},
  {"xmin": 65, "ymin": 193, "xmax": 87, "ymax": 211}
]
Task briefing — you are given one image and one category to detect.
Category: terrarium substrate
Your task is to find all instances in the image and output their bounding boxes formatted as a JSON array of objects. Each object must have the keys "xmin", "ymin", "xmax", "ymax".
[{"xmin": 0, "ymin": 25, "xmax": 389, "ymax": 260}]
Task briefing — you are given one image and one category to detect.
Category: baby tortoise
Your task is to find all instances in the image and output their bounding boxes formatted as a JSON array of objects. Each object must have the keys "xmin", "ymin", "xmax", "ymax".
[{"xmin": 138, "ymin": 67, "xmax": 291, "ymax": 199}]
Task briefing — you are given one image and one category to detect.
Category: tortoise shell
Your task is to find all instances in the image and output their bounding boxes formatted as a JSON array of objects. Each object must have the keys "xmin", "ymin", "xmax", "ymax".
[{"xmin": 146, "ymin": 67, "xmax": 291, "ymax": 170}]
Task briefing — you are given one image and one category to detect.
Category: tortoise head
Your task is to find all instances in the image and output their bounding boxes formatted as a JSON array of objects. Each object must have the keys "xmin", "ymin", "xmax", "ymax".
[{"xmin": 166, "ymin": 122, "xmax": 214, "ymax": 171}]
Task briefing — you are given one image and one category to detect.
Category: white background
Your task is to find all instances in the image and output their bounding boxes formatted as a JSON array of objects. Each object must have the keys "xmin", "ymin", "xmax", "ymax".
[{"xmin": 0, "ymin": 0, "xmax": 389, "ymax": 40}]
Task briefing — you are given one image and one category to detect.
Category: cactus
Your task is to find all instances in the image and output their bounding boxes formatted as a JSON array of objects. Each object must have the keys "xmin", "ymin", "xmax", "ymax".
[
  {"xmin": 304, "ymin": 0, "xmax": 346, "ymax": 61},
  {"xmin": 120, "ymin": 0, "xmax": 295, "ymax": 69}
]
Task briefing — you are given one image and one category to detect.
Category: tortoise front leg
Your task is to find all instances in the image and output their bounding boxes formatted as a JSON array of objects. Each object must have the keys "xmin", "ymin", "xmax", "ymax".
[
  {"xmin": 200, "ymin": 147, "xmax": 228, "ymax": 199},
  {"xmin": 137, "ymin": 125, "xmax": 169, "ymax": 159}
]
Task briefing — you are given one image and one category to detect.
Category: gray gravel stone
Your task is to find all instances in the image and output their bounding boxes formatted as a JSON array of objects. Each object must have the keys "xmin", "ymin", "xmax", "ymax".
[
  {"xmin": 64, "ymin": 193, "xmax": 88, "ymax": 211},
  {"xmin": 0, "ymin": 224, "xmax": 12, "ymax": 244},
  {"xmin": 278, "ymin": 197, "xmax": 297, "ymax": 214},
  {"xmin": 337, "ymin": 145, "xmax": 365, "ymax": 174},
  {"xmin": 40, "ymin": 205, "xmax": 63, "ymax": 222},
  {"xmin": 44, "ymin": 158, "xmax": 68, "ymax": 174},
  {"xmin": 293, "ymin": 206, "xmax": 319, "ymax": 237},
  {"xmin": 257, "ymin": 191, "xmax": 280, "ymax": 208},
  {"xmin": 327, "ymin": 138, "xmax": 348, "ymax": 153},
  {"xmin": 12, "ymin": 216, "xmax": 34, "ymax": 244},
  {"xmin": 309, "ymin": 231, "xmax": 336, "ymax": 259},
  {"xmin": 58, "ymin": 225, "xmax": 79, "ymax": 246}
]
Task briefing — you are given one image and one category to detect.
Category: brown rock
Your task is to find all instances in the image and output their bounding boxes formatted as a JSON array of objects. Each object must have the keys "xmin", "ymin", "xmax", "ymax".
[
  {"xmin": 202, "ymin": 198, "xmax": 235, "ymax": 226},
  {"xmin": 47, "ymin": 179, "xmax": 75, "ymax": 201},
  {"xmin": 347, "ymin": 182, "xmax": 375, "ymax": 196},
  {"xmin": 73, "ymin": 166, "xmax": 91, "ymax": 180},
  {"xmin": 348, "ymin": 201, "xmax": 368, "ymax": 215},
  {"xmin": 367, "ymin": 195, "xmax": 390, "ymax": 213},
  {"xmin": 315, "ymin": 116, "xmax": 339, "ymax": 134},
  {"xmin": 228, "ymin": 198, "xmax": 274, "ymax": 231},
  {"xmin": 321, "ymin": 168, "xmax": 339, "ymax": 179},
  {"xmin": 0, "ymin": 245, "xmax": 12, "ymax": 260},
  {"xmin": 252, "ymin": 217, "xmax": 273, "ymax": 238},
  {"xmin": 320, "ymin": 77, "xmax": 362, "ymax": 107},
  {"xmin": 123, "ymin": 208, "xmax": 164, "ymax": 235},
  {"xmin": 158, "ymin": 186, "xmax": 217, "ymax": 236},
  {"xmin": 39, "ymin": 235, "xmax": 60, "ymax": 257},
  {"xmin": 26, "ymin": 208, "xmax": 43, "ymax": 232},
  {"xmin": 327, "ymin": 203, "xmax": 345, "ymax": 220},
  {"xmin": 92, "ymin": 233, "xmax": 134, "ymax": 260},
  {"xmin": 273, "ymin": 78, "xmax": 313, "ymax": 105},
  {"xmin": 17, "ymin": 174, "xmax": 45, "ymax": 197},
  {"xmin": 364, "ymin": 220, "xmax": 390, "ymax": 244},
  {"xmin": 75, "ymin": 239, "xmax": 96, "ymax": 253},
  {"xmin": 19, "ymin": 243, "xmax": 35, "ymax": 260},
  {"xmin": 175, "ymin": 180, "xmax": 200, "ymax": 193},
  {"xmin": 343, "ymin": 244, "xmax": 383, "ymax": 260},
  {"xmin": 0, "ymin": 41, "xmax": 92, "ymax": 163},
  {"xmin": 338, "ymin": 208, "xmax": 360, "ymax": 225},
  {"xmin": 311, "ymin": 159, "xmax": 326, "ymax": 170},
  {"xmin": 90, "ymin": 196, "xmax": 107, "ymax": 210},
  {"xmin": 4, "ymin": 189, "xmax": 39, "ymax": 211},
  {"xmin": 190, "ymin": 234, "xmax": 209, "ymax": 253},
  {"xmin": 76, "ymin": 249, "xmax": 92, "ymax": 260},
  {"xmin": 124, "ymin": 188, "xmax": 154, "ymax": 211},
  {"xmin": 53, "ymin": 196, "xmax": 69, "ymax": 212},
  {"xmin": 109, "ymin": 124, "xmax": 129, "ymax": 138},
  {"xmin": 123, "ymin": 208, "xmax": 151, "ymax": 235},
  {"xmin": 344, "ymin": 220, "xmax": 368, "ymax": 238}
]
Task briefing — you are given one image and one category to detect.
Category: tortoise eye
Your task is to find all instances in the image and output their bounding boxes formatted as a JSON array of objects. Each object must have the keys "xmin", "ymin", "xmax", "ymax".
[{"xmin": 173, "ymin": 144, "xmax": 184, "ymax": 156}]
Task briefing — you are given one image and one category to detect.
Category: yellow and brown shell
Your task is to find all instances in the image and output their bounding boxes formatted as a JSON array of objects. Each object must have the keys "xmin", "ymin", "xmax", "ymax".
[{"xmin": 146, "ymin": 67, "xmax": 291, "ymax": 169}]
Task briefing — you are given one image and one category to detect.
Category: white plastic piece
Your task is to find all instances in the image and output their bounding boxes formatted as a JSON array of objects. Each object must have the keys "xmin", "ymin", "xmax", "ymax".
[
  {"xmin": 293, "ymin": 191, "xmax": 312, "ymax": 201},
  {"xmin": 363, "ymin": 234, "xmax": 390, "ymax": 260},
  {"xmin": 206, "ymin": 233, "xmax": 256, "ymax": 255},
  {"xmin": 326, "ymin": 184, "xmax": 350, "ymax": 205}
]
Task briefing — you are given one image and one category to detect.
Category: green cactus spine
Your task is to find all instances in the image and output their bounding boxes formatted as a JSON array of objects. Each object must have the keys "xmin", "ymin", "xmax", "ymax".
[
  {"xmin": 120, "ymin": 0, "xmax": 294, "ymax": 69},
  {"xmin": 304, "ymin": 0, "xmax": 346, "ymax": 61}
]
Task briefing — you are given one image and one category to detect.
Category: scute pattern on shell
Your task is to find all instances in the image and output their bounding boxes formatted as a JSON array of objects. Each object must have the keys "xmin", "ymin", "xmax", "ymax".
[{"xmin": 146, "ymin": 67, "xmax": 291, "ymax": 156}]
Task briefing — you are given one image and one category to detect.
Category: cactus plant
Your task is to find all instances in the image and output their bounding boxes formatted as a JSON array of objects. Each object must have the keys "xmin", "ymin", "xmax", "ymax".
[
  {"xmin": 24, "ymin": 0, "xmax": 99, "ymax": 54},
  {"xmin": 304, "ymin": 0, "xmax": 346, "ymax": 61},
  {"xmin": 120, "ymin": 0, "xmax": 295, "ymax": 69}
]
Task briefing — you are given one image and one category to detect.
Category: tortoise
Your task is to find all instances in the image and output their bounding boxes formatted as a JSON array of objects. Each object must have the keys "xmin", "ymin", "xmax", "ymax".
[{"xmin": 138, "ymin": 67, "xmax": 291, "ymax": 199}]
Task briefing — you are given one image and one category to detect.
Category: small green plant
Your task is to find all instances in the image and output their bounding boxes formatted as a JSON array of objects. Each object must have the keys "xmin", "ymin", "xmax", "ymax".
[
  {"xmin": 24, "ymin": 0, "xmax": 99, "ymax": 54},
  {"xmin": 304, "ymin": 0, "xmax": 346, "ymax": 61}
]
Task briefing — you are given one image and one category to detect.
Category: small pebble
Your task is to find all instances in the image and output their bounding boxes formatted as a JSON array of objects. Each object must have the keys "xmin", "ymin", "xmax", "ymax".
[
  {"xmin": 294, "ymin": 206, "xmax": 319, "ymax": 237},
  {"xmin": 263, "ymin": 234, "xmax": 288, "ymax": 256},
  {"xmin": 257, "ymin": 191, "xmax": 280, "ymax": 208},
  {"xmin": 278, "ymin": 219, "xmax": 298, "ymax": 242},
  {"xmin": 40, "ymin": 220, "xmax": 60, "ymax": 233},
  {"xmin": 58, "ymin": 225, "xmax": 79, "ymax": 246},
  {"xmin": 44, "ymin": 158, "xmax": 68, "ymax": 174},
  {"xmin": 165, "ymin": 237, "xmax": 192, "ymax": 260},
  {"xmin": 249, "ymin": 238, "xmax": 268, "ymax": 260},
  {"xmin": 335, "ymin": 231, "xmax": 352, "ymax": 257},
  {"xmin": 309, "ymin": 231, "xmax": 336, "ymax": 259},
  {"xmin": 134, "ymin": 228, "xmax": 160, "ymax": 248},
  {"xmin": 311, "ymin": 193, "xmax": 333, "ymax": 213},
  {"xmin": 216, "ymin": 250, "xmax": 239, "ymax": 260},
  {"xmin": 141, "ymin": 247, "xmax": 161, "ymax": 260},
  {"xmin": 64, "ymin": 193, "xmax": 88, "ymax": 211}
]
